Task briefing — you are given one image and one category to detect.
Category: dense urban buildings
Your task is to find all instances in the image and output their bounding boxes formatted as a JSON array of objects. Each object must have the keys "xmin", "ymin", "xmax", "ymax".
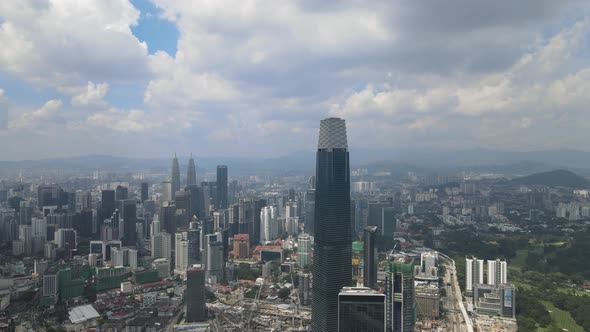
[{"xmin": 311, "ymin": 117, "xmax": 352, "ymax": 332}]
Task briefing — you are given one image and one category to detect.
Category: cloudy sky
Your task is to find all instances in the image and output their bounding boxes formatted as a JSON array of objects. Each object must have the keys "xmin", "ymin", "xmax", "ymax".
[{"xmin": 0, "ymin": 0, "xmax": 589, "ymax": 160}]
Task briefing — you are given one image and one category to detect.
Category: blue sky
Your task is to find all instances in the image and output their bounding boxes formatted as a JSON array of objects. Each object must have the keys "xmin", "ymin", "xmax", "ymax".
[{"xmin": 0, "ymin": 1, "xmax": 590, "ymax": 160}]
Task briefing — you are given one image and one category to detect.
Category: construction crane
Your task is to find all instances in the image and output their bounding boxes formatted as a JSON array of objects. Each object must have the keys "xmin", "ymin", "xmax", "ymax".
[
  {"xmin": 246, "ymin": 281, "xmax": 264, "ymax": 331},
  {"xmin": 289, "ymin": 273, "xmax": 303, "ymax": 329}
]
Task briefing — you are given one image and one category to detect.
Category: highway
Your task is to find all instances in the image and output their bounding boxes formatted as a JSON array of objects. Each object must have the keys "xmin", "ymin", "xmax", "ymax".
[{"xmin": 440, "ymin": 253, "xmax": 474, "ymax": 332}]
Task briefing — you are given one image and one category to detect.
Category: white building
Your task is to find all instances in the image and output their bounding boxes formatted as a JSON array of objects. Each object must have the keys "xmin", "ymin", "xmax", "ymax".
[
  {"xmin": 175, "ymin": 232, "xmax": 189, "ymax": 274},
  {"xmin": 466, "ymin": 257, "xmax": 484, "ymax": 293},
  {"xmin": 487, "ymin": 259, "xmax": 507, "ymax": 286},
  {"xmin": 260, "ymin": 206, "xmax": 278, "ymax": 244}
]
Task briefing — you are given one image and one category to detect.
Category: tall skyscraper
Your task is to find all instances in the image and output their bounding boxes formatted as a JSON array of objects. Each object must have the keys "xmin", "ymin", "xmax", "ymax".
[
  {"xmin": 304, "ymin": 189, "xmax": 315, "ymax": 235},
  {"xmin": 186, "ymin": 264, "xmax": 207, "ymax": 322},
  {"xmin": 338, "ymin": 287, "xmax": 386, "ymax": 332},
  {"xmin": 260, "ymin": 205, "xmax": 278, "ymax": 244},
  {"xmin": 187, "ymin": 154, "xmax": 197, "ymax": 186},
  {"xmin": 312, "ymin": 117, "xmax": 352, "ymax": 332},
  {"xmin": 216, "ymin": 165, "xmax": 228, "ymax": 209},
  {"xmin": 171, "ymin": 154, "xmax": 181, "ymax": 200},
  {"xmin": 363, "ymin": 226, "xmax": 378, "ymax": 289},
  {"xmin": 115, "ymin": 185, "xmax": 128, "ymax": 200},
  {"xmin": 100, "ymin": 189, "xmax": 116, "ymax": 221},
  {"xmin": 141, "ymin": 182, "xmax": 149, "ymax": 202},
  {"xmin": 385, "ymin": 261, "xmax": 415, "ymax": 332}
]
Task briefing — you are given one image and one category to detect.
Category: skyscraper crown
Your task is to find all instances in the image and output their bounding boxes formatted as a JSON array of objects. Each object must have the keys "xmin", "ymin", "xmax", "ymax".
[{"xmin": 318, "ymin": 117, "xmax": 348, "ymax": 150}]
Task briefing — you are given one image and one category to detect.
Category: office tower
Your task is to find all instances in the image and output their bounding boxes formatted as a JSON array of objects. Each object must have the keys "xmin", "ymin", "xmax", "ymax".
[
  {"xmin": 37, "ymin": 184, "xmax": 64, "ymax": 211},
  {"xmin": 171, "ymin": 154, "xmax": 181, "ymax": 200},
  {"xmin": 304, "ymin": 189, "xmax": 315, "ymax": 235},
  {"xmin": 115, "ymin": 185, "xmax": 128, "ymax": 200},
  {"xmin": 487, "ymin": 259, "xmax": 507, "ymax": 286},
  {"xmin": 205, "ymin": 232, "xmax": 224, "ymax": 284},
  {"xmin": 175, "ymin": 190, "xmax": 192, "ymax": 228},
  {"xmin": 466, "ymin": 257, "xmax": 485, "ymax": 293},
  {"xmin": 187, "ymin": 226, "xmax": 201, "ymax": 264},
  {"xmin": 338, "ymin": 287, "xmax": 386, "ymax": 332},
  {"xmin": 101, "ymin": 189, "xmax": 116, "ymax": 221},
  {"xmin": 141, "ymin": 182, "xmax": 149, "ymax": 202},
  {"xmin": 159, "ymin": 201, "xmax": 177, "ymax": 236},
  {"xmin": 260, "ymin": 206, "xmax": 278, "ymax": 243},
  {"xmin": 381, "ymin": 207, "xmax": 396, "ymax": 239},
  {"xmin": 187, "ymin": 154, "xmax": 197, "ymax": 186},
  {"xmin": 55, "ymin": 228, "xmax": 77, "ymax": 259},
  {"xmin": 152, "ymin": 232, "xmax": 171, "ymax": 260},
  {"xmin": 253, "ymin": 198, "xmax": 266, "ymax": 244},
  {"xmin": 186, "ymin": 265, "xmax": 207, "ymax": 322},
  {"xmin": 228, "ymin": 203, "xmax": 239, "ymax": 236},
  {"xmin": 238, "ymin": 198, "xmax": 254, "ymax": 236},
  {"xmin": 186, "ymin": 185, "xmax": 205, "ymax": 220},
  {"xmin": 368, "ymin": 202, "xmax": 389, "ymax": 227},
  {"xmin": 312, "ymin": 117, "xmax": 352, "ymax": 332},
  {"xmin": 19, "ymin": 225, "xmax": 33, "ymax": 256},
  {"xmin": 216, "ymin": 165, "xmax": 228, "ymax": 209},
  {"xmin": 201, "ymin": 181, "xmax": 216, "ymax": 211},
  {"xmin": 285, "ymin": 200, "xmax": 299, "ymax": 236},
  {"xmin": 19, "ymin": 201, "xmax": 33, "ymax": 225},
  {"xmin": 161, "ymin": 180, "xmax": 173, "ymax": 202},
  {"xmin": 118, "ymin": 199, "xmax": 137, "ymax": 246},
  {"xmin": 297, "ymin": 232, "xmax": 311, "ymax": 268},
  {"xmin": 228, "ymin": 180, "xmax": 238, "ymax": 205},
  {"xmin": 385, "ymin": 261, "xmax": 415, "ymax": 332},
  {"xmin": 363, "ymin": 226, "xmax": 378, "ymax": 289},
  {"xmin": 175, "ymin": 232, "xmax": 189, "ymax": 274}
]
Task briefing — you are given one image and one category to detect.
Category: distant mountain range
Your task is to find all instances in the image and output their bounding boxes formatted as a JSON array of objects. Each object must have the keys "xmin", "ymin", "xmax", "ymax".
[
  {"xmin": 1, "ymin": 148, "xmax": 590, "ymax": 177},
  {"xmin": 511, "ymin": 169, "xmax": 590, "ymax": 188}
]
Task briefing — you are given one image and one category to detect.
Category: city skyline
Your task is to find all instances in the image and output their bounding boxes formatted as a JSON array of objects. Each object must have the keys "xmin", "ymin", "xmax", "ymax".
[{"xmin": 1, "ymin": 1, "xmax": 590, "ymax": 159}]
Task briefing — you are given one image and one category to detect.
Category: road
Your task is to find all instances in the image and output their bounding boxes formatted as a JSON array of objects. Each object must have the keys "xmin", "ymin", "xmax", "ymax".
[{"xmin": 440, "ymin": 253, "xmax": 474, "ymax": 332}]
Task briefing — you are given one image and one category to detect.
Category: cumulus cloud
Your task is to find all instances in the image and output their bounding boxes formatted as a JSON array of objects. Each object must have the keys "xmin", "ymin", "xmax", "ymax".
[
  {"xmin": 0, "ymin": 0, "xmax": 149, "ymax": 88},
  {"xmin": 71, "ymin": 82, "xmax": 110, "ymax": 106},
  {"xmin": 1, "ymin": 1, "xmax": 590, "ymax": 158},
  {"xmin": 9, "ymin": 99, "xmax": 63, "ymax": 129}
]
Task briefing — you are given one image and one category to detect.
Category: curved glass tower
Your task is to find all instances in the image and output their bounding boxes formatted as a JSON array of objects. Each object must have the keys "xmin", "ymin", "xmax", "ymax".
[{"xmin": 311, "ymin": 117, "xmax": 352, "ymax": 332}]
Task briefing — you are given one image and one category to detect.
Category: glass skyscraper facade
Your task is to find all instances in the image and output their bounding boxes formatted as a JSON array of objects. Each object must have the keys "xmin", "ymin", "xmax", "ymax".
[{"xmin": 311, "ymin": 117, "xmax": 352, "ymax": 332}]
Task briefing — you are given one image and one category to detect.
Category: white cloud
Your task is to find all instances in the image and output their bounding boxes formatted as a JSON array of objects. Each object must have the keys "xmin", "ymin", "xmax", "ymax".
[
  {"xmin": 0, "ymin": 0, "xmax": 149, "ymax": 88},
  {"xmin": 9, "ymin": 99, "xmax": 63, "ymax": 129},
  {"xmin": 71, "ymin": 82, "xmax": 110, "ymax": 106},
  {"xmin": 86, "ymin": 108, "xmax": 154, "ymax": 133}
]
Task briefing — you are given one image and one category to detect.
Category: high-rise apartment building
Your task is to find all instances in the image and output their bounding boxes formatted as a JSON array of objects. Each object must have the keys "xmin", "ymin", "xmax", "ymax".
[
  {"xmin": 152, "ymin": 232, "xmax": 171, "ymax": 260},
  {"xmin": 466, "ymin": 257, "xmax": 485, "ymax": 293},
  {"xmin": 338, "ymin": 287, "xmax": 386, "ymax": 332},
  {"xmin": 205, "ymin": 232, "xmax": 224, "ymax": 284},
  {"xmin": 303, "ymin": 189, "xmax": 315, "ymax": 235},
  {"xmin": 487, "ymin": 259, "xmax": 507, "ymax": 286},
  {"xmin": 311, "ymin": 117, "xmax": 352, "ymax": 332},
  {"xmin": 216, "ymin": 165, "xmax": 228, "ymax": 209}
]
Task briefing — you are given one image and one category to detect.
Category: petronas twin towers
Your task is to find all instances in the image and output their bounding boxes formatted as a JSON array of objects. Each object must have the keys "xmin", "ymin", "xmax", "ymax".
[{"xmin": 171, "ymin": 154, "xmax": 197, "ymax": 198}]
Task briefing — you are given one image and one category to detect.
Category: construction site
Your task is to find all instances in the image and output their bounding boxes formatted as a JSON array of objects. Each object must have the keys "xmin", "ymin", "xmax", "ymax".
[{"xmin": 209, "ymin": 280, "xmax": 311, "ymax": 331}]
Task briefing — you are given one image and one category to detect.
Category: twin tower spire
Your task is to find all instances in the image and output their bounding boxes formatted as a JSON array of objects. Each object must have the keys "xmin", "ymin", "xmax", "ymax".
[{"xmin": 171, "ymin": 154, "xmax": 197, "ymax": 198}]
